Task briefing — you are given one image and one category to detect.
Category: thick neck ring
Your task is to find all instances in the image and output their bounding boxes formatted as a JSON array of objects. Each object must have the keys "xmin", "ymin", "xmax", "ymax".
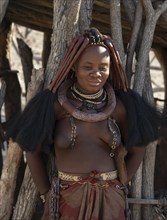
[{"xmin": 58, "ymin": 79, "xmax": 116, "ymax": 122}]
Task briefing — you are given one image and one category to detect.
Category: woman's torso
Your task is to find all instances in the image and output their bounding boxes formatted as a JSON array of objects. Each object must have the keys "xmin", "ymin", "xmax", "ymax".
[{"xmin": 53, "ymin": 98, "xmax": 122, "ymax": 174}]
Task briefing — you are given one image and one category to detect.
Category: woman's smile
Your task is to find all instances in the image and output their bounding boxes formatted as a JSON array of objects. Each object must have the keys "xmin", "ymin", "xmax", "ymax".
[
  {"xmin": 75, "ymin": 45, "xmax": 110, "ymax": 94},
  {"xmin": 87, "ymin": 80, "xmax": 101, "ymax": 87}
]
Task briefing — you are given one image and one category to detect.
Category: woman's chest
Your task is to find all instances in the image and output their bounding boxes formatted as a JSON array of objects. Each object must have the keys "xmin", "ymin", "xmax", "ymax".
[{"xmin": 54, "ymin": 116, "xmax": 121, "ymax": 149}]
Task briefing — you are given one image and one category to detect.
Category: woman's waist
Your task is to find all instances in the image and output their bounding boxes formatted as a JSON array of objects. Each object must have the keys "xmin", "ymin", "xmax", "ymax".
[
  {"xmin": 58, "ymin": 170, "xmax": 118, "ymax": 181},
  {"xmin": 56, "ymin": 153, "xmax": 117, "ymax": 173}
]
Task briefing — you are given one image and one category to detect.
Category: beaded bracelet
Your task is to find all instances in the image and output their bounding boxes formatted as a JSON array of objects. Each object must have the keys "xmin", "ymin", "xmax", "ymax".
[{"xmin": 40, "ymin": 189, "xmax": 50, "ymax": 203}]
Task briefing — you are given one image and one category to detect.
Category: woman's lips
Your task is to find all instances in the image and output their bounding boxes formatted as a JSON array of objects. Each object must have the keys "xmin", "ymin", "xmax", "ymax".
[{"xmin": 87, "ymin": 80, "xmax": 101, "ymax": 86}]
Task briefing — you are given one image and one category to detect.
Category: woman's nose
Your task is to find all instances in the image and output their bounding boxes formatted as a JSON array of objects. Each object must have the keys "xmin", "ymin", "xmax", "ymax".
[{"xmin": 91, "ymin": 69, "xmax": 101, "ymax": 76}]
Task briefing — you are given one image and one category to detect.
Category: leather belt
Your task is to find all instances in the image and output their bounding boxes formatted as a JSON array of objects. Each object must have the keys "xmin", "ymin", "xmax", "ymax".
[{"xmin": 58, "ymin": 170, "xmax": 118, "ymax": 181}]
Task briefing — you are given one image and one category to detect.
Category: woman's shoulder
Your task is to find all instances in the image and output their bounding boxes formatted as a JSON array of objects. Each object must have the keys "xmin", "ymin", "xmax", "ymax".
[
  {"xmin": 112, "ymin": 96, "xmax": 127, "ymax": 124},
  {"xmin": 53, "ymin": 98, "xmax": 67, "ymax": 120}
]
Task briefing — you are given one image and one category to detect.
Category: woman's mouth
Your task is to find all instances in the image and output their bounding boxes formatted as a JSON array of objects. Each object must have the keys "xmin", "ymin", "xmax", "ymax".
[{"xmin": 87, "ymin": 80, "xmax": 101, "ymax": 86}]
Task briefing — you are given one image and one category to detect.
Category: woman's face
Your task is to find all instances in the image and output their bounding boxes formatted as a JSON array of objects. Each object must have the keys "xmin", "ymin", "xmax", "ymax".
[{"xmin": 75, "ymin": 45, "xmax": 110, "ymax": 94}]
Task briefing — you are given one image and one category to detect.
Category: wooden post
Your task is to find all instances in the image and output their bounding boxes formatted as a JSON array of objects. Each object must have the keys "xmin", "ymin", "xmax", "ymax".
[
  {"xmin": 17, "ymin": 38, "xmax": 33, "ymax": 93},
  {"xmin": 12, "ymin": 166, "xmax": 38, "ymax": 220},
  {"xmin": 11, "ymin": 68, "xmax": 44, "ymax": 220},
  {"xmin": 44, "ymin": 0, "xmax": 83, "ymax": 87},
  {"xmin": 142, "ymin": 141, "xmax": 157, "ymax": 220},
  {"xmin": 0, "ymin": 140, "xmax": 23, "ymax": 220},
  {"xmin": 0, "ymin": 80, "xmax": 6, "ymax": 176}
]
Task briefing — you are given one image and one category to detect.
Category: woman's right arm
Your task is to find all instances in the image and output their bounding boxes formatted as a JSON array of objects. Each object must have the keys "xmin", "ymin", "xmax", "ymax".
[
  {"xmin": 26, "ymin": 146, "xmax": 51, "ymax": 220},
  {"xmin": 26, "ymin": 146, "xmax": 51, "ymax": 195}
]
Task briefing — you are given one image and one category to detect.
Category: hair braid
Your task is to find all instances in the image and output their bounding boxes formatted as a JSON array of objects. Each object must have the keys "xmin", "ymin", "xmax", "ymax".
[
  {"xmin": 103, "ymin": 37, "xmax": 128, "ymax": 91},
  {"xmin": 49, "ymin": 37, "xmax": 89, "ymax": 92}
]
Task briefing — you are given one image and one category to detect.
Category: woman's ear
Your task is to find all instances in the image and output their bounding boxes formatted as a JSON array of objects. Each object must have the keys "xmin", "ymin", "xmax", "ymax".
[
  {"xmin": 71, "ymin": 66, "xmax": 75, "ymax": 71},
  {"xmin": 71, "ymin": 65, "xmax": 77, "ymax": 77},
  {"xmin": 72, "ymin": 62, "xmax": 78, "ymax": 71}
]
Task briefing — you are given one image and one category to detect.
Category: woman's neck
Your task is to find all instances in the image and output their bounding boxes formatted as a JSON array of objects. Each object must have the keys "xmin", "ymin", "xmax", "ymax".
[{"xmin": 73, "ymin": 83, "xmax": 104, "ymax": 100}]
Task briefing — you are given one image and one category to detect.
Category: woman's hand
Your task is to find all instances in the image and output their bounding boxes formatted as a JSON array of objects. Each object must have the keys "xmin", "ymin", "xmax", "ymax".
[{"xmin": 41, "ymin": 191, "xmax": 50, "ymax": 220}]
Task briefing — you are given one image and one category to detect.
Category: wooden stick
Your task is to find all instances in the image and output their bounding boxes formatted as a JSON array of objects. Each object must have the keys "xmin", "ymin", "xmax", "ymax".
[{"xmin": 128, "ymin": 198, "xmax": 167, "ymax": 206}]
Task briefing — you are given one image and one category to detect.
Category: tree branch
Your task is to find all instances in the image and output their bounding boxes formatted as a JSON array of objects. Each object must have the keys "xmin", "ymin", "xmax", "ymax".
[
  {"xmin": 155, "ymin": 0, "xmax": 167, "ymax": 19},
  {"xmin": 79, "ymin": 0, "xmax": 93, "ymax": 32},
  {"xmin": 133, "ymin": 0, "xmax": 167, "ymax": 94},
  {"xmin": 122, "ymin": 0, "xmax": 136, "ymax": 26},
  {"xmin": 44, "ymin": 0, "xmax": 82, "ymax": 87},
  {"xmin": 126, "ymin": 1, "xmax": 143, "ymax": 84},
  {"xmin": 110, "ymin": 0, "xmax": 125, "ymax": 66},
  {"xmin": 142, "ymin": 0, "xmax": 154, "ymax": 15}
]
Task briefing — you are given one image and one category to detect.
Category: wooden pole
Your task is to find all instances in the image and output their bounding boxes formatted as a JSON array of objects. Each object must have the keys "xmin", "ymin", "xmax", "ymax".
[
  {"xmin": 0, "ymin": 140, "xmax": 23, "ymax": 220},
  {"xmin": 128, "ymin": 198, "xmax": 167, "ymax": 206}
]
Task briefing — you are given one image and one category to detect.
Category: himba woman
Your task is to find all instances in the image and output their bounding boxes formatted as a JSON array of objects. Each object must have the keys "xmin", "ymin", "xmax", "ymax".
[{"xmin": 8, "ymin": 28, "xmax": 159, "ymax": 220}]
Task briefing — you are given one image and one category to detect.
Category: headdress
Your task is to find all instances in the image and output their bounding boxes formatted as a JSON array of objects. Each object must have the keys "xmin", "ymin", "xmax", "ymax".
[{"xmin": 49, "ymin": 27, "xmax": 128, "ymax": 93}]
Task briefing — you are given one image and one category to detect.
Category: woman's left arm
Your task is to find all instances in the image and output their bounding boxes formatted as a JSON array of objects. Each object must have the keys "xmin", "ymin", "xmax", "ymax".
[
  {"xmin": 113, "ymin": 98, "xmax": 145, "ymax": 184},
  {"xmin": 125, "ymin": 146, "xmax": 145, "ymax": 184}
]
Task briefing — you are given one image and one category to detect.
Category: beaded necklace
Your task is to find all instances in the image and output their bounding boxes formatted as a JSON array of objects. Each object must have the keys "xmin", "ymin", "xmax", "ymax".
[
  {"xmin": 58, "ymin": 79, "xmax": 116, "ymax": 122},
  {"xmin": 71, "ymin": 86, "xmax": 107, "ymax": 110},
  {"xmin": 72, "ymin": 83, "xmax": 104, "ymax": 100}
]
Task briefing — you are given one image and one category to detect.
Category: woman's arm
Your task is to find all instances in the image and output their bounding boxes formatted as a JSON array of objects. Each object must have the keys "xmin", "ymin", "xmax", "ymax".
[
  {"xmin": 113, "ymin": 98, "xmax": 145, "ymax": 184},
  {"xmin": 26, "ymin": 146, "xmax": 51, "ymax": 219},
  {"xmin": 125, "ymin": 146, "xmax": 145, "ymax": 184},
  {"xmin": 26, "ymin": 146, "xmax": 50, "ymax": 195}
]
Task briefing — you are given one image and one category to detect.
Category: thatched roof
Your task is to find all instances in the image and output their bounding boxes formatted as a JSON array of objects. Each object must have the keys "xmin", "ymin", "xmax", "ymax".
[{"xmin": 2, "ymin": 0, "xmax": 167, "ymax": 48}]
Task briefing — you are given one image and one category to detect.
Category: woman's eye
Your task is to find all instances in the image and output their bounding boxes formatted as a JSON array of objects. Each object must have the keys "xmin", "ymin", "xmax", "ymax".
[
  {"xmin": 84, "ymin": 66, "xmax": 92, "ymax": 70},
  {"xmin": 100, "ymin": 67, "xmax": 108, "ymax": 71}
]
